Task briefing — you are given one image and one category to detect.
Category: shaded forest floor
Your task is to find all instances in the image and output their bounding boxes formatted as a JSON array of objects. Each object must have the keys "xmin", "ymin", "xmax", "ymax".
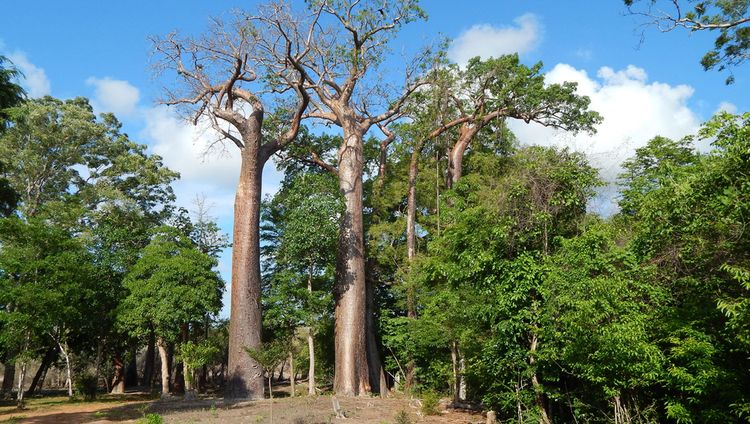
[{"xmin": 0, "ymin": 386, "xmax": 486, "ymax": 424}]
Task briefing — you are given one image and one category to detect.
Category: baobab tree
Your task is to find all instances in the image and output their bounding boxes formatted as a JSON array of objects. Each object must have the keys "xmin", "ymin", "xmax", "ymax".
[
  {"xmin": 251, "ymin": 0, "xmax": 432, "ymax": 395},
  {"xmin": 151, "ymin": 13, "xmax": 309, "ymax": 399}
]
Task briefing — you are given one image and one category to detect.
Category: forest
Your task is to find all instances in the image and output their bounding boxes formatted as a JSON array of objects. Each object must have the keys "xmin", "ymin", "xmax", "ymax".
[{"xmin": 0, "ymin": 1, "xmax": 749, "ymax": 423}]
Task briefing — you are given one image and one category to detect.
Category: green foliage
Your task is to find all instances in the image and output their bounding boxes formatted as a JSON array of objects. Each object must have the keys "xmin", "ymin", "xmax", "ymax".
[
  {"xmin": 624, "ymin": 0, "xmax": 750, "ymax": 83},
  {"xmin": 177, "ymin": 340, "xmax": 220, "ymax": 384},
  {"xmin": 420, "ymin": 390, "xmax": 440, "ymax": 416},
  {"xmin": 74, "ymin": 373, "xmax": 98, "ymax": 401},
  {"xmin": 137, "ymin": 413, "xmax": 163, "ymax": 424},
  {"xmin": 119, "ymin": 226, "xmax": 224, "ymax": 342},
  {"xmin": 393, "ymin": 409, "xmax": 413, "ymax": 424}
]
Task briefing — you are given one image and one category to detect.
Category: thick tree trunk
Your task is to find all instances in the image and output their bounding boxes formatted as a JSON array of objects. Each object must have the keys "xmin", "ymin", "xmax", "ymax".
[
  {"xmin": 157, "ymin": 337, "xmax": 170, "ymax": 396},
  {"xmin": 2, "ymin": 360, "xmax": 16, "ymax": 397},
  {"xmin": 111, "ymin": 355, "xmax": 125, "ymax": 394},
  {"xmin": 446, "ymin": 126, "xmax": 479, "ymax": 189},
  {"xmin": 333, "ymin": 127, "xmax": 371, "ymax": 396},
  {"xmin": 226, "ymin": 140, "xmax": 266, "ymax": 400},
  {"xmin": 27, "ymin": 347, "xmax": 54, "ymax": 396},
  {"xmin": 143, "ymin": 330, "xmax": 155, "ymax": 388}
]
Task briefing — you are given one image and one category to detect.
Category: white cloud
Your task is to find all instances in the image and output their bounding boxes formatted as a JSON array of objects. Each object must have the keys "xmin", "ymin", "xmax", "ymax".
[
  {"xmin": 508, "ymin": 63, "xmax": 701, "ymax": 215},
  {"xmin": 715, "ymin": 101, "xmax": 737, "ymax": 114},
  {"xmin": 7, "ymin": 51, "xmax": 50, "ymax": 97},
  {"xmin": 86, "ymin": 77, "xmax": 140, "ymax": 117},
  {"xmin": 140, "ymin": 105, "xmax": 284, "ymax": 218},
  {"xmin": 448, "ymin": 14, "xmax": 541, "ymax": 65}
]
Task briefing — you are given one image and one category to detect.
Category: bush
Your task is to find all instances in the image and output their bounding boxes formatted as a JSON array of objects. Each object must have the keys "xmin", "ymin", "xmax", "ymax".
[
  {"xmin": 393, "ymin": 409, "xmax": 413, "ymax": 424},
  {"xmin": 138, "ymin": 413, "xmax": 163, "ymax": 424},
  {"xmin": 74, "ymin": 373, "xmax": 98, "ymax": 401},
  {"xmin": 420, "ymin": 390, "xmax": 440, "ymax": 416}
]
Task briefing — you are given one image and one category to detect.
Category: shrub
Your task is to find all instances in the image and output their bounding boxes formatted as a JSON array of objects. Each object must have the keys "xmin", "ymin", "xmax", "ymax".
[
  {"xmin": 74, "ymin": 373, "xmax": 98, "ymax": 401},
  {"xmin": 420, "ymin": 390, "xmax": 440, "ymax": 416},
  {"xmin": 394, "ymin": 409, "xmax": 413, "ymax": 424},
  {"xmin": 138, "ymin": 413, "xmax": 163, "ymax": 424}
]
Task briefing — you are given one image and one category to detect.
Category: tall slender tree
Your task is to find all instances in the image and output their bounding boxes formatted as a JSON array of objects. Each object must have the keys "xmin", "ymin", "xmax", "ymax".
[
  {"xmin": 152, "ymin": 11, "xmax": 309, "ymax": 399},
  {"xmin": 254, "ymin": 0, "xmax": 432, "ymax": 395}
]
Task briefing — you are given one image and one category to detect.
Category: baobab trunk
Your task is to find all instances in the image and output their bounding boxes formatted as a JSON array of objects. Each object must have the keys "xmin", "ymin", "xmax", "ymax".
[
  {"xmin": 333, "ymin": 127, "xmax": 371, "ymax": 396},
  {"xmin": 226, "ymin": 137, "xmax": 265, "ymax": 400},
  {"xmin": 157, "ymin": 337, "xmax": 170, "ymax": 396}
]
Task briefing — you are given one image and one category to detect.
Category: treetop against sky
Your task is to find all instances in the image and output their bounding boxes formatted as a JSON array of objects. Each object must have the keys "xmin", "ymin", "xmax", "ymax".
[{"xmin": 1, "ymin": 0, "xmax": 746, "ymax": 316}]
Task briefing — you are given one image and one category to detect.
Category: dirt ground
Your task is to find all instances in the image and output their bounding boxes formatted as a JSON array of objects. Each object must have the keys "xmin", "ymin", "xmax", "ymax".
[{"xmin": 0, "ymin": 392, "xmax": 487, "ymax": 424}]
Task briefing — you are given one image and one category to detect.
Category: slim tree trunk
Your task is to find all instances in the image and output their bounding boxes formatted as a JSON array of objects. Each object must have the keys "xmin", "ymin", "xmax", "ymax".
[
  {"xmin": 404, "ymin": 139, "xmax": 425, "ymax": 391},
  {"xmin": 451, "ymin": 340, "xmax": 460, "ymax": 404},
  {"xmin": 307, "ymin": 272, "xmax": 316, "ymax": 396},
  {"xmin": 226, "ymin": 140, "xmax": 266, "ymax": 400},
  {"xmin": 27, "ymin": 347, "xmax": 54, "ymax": 396},
  {"xmin": 16, "ymin": 361, "xmax": 27, "ymax": 409},
  {"xmin": 333, "ymin": 126, "xmax": 371, "ymax": 396},
  {"xmin": 157, "ymin": 337, "xmax": 170, "ymax": 396},
  {"xmin": 307, "ymin": 328, "xmax": 316, "ymax": 396},
  {"xmin": 111, "ymin": 355, "xmax": 125, "ymax": 394},
  {"xmin": 529, "ymin": 333, "xmax": 551, "ymax": 424},
  {"xmin": 289, "ymin": 350, "xmax": 295, "ymax": 397},
  {"xmin": 58, "ymin": 342, "xmax": 73, "ymax": 398}
]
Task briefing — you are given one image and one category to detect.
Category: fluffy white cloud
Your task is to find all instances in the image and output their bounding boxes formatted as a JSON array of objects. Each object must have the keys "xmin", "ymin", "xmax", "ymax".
[
  {"xmin": 508, "ymin": 64, "xmax": 701, "ymax": 214},
  {"xmin": 86, "ymin": 77, "xmax": 140, "ymax": 116},
  {"xmin": 448, "ymin": 14, "xmax": 541, "ymax": 65},
  {"xmin": 7, "ymin": 51, "xmax": 50, "ymax": 97},
  {"xmin": 140, "ymin": 106, "xmax": 284, "ymax": 218}
]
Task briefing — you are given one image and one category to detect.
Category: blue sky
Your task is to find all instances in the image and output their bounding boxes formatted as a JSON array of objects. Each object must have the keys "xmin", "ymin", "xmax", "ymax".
[{"xmin": 2, "ymin": 1, "xmax": 747, "ymax": 315}]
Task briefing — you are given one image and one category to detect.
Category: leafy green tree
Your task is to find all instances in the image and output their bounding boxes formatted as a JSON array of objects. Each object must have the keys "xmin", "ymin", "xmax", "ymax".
[
  {"xmin": 261, "ymin": 171, "xmax": 340, "ymax": 395},
  {"xmin": 621, "ymin": 112, "xmax": 750, "ymax": 421},
  {"xmin": 119, "ymin": 226, "xmax": 224, "ymax": 395},
  {"xmin": 0, "ymin": 218, "xmax": 99, "ymax": 404},
  {"xmin": 624, "ymin": 0, "xmax": 750, "ymax": 83},
  {"xmin": 0, "ymin": 56, "xmax": 24, "ymax": 218}
]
